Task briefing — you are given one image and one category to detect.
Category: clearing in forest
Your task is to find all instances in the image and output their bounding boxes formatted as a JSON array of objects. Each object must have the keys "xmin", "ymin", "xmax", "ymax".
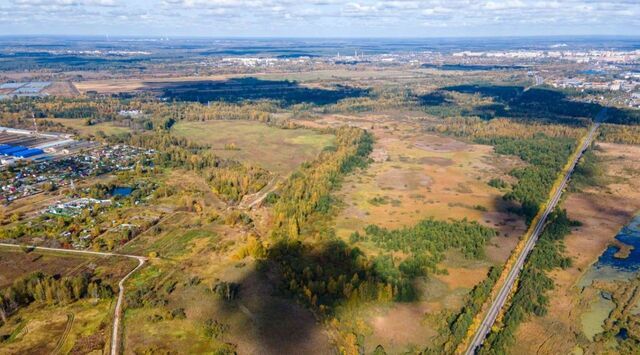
[{"xmin": 172, "ymin": 120, "xmax": 334, "ymax": 175}]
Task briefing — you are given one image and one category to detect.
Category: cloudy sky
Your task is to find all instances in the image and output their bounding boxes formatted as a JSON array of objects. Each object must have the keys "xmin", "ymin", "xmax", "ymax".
[{"xmin": 1, "ymin": 0, "xmax": 639, "ymax": 37}]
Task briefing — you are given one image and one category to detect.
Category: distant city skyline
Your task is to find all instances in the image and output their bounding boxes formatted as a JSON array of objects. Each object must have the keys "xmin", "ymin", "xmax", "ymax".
[{"xmin": 1, "ymin": 0, "xmax": 639, "ymax": 38}]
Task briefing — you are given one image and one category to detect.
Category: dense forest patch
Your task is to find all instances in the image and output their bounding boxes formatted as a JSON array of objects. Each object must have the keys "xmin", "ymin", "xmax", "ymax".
[
  {"xmin": 151, "ymin": 77, "xmax": 370, "ymax": 106},
  {"xmin": 421, "ymin": 85, "xmax": 640, "ymax": 126}
]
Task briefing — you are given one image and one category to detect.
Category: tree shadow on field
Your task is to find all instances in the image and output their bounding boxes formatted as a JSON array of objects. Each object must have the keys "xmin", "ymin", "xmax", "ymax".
[
  {"xmin": 147, "ymin": 77, "xmax": 370, "ymax": 106},
  {"xmin": 418, "ymin": 91, "xmax": 451, "ymax": 106},
  {"xmin": 220, "ymin": 238, "xmax": 415, "ymax": 354},
  {"xmin": 218, "ymin": 267, "xmax": 333, "ymax": 355}
]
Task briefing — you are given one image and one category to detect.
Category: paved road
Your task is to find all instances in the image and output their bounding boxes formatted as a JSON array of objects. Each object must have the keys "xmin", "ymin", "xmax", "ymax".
[
  {"xmin": 465, "ymin": 120, "xmax": 601, "ymax": 354},
  {"xmin": 0, "ymin": 243, "xmax": 146, "ymax": 355}
]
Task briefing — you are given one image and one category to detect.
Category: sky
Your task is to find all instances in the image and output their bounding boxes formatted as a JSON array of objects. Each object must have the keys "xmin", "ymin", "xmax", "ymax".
[{"xmin": 0, "ymin": 0, "xmax": 639, "ymax": 38}]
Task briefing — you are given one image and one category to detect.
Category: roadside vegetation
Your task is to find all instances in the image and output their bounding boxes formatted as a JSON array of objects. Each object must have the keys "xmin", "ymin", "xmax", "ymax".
[{"xmin": 480, "ymin": 210, "xmax": 576, "ymax": 354}]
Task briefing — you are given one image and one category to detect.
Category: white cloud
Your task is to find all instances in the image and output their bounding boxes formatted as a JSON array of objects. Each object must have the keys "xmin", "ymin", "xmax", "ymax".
[{"xmin": 0, "ymin": 0, "xmax": 638, "ymax": 36}]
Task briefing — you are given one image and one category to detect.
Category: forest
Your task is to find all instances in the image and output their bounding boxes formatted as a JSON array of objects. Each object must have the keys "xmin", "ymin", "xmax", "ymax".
[
  {"xmin": 155, "ymin": 78, "xmax": 370, "ymax": 106},
  {"xmin": 422, "ymin": 85, "xmax": 640, "ymax": 127},
  {"xmin": 598, "ymin": 123, "xmax": 640, "ymax": 144},
  {"xmin": 359, "ymin": 218, "xmax": 496, "ymax": 275},
  {"xmin": 477, "ymin": 134, "xmax": 576, "ymax": 223}
]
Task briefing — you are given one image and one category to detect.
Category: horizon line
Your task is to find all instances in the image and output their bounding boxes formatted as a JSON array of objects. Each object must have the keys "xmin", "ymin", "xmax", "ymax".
[{"xmin": 0, "ymin": 34, "xmax": 639, "ymax": 40}]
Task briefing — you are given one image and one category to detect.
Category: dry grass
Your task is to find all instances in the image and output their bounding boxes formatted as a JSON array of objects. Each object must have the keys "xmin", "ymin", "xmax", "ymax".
[
  {"xmin": 294, "ymin": 113, "xmax": 528, "ymax": 351},
  {"xmin": 172, "ymin": 120, "xmax": 334, "ymax": 175},
  {"xmin": 0, "ymin": 300, "xmax": 113, "ymax": 355},
  {"xmin": 45, "ymin": 118, "xmax": 131, "ymax": 136},
  {"xmin": 328, "ymin": 116, "xmax": 526, "ymax": 265}
]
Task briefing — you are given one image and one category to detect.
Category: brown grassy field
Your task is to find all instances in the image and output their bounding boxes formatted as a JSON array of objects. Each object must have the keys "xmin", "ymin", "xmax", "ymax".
[
  {"xmin": 0, "ymin": 247, "xmax": 136, "ymax": 289},
  {"xmin": 325, "ymin": 115, "xmax": 526, "ymax": 263},
  {"xmin": 172, "ymin": 120, "xmax": 335, "ymax": 175},
  {"xmin": 74, "ymin": 74, "xmax": 239, "ymax": 93},
  {"xmin": 513, "ymin": 142, "xmax": 640, "ymax": 354},
  {"xmin": 295, "ymin": 113, "xmax": 527, "ymax": 351},
  {"xmin": 45, "ymin": 118, "xmax": 132, "ymax": 136},
  {"xmin": 1, "ymin": 299, "xmax": 113, "ymax": 355}
]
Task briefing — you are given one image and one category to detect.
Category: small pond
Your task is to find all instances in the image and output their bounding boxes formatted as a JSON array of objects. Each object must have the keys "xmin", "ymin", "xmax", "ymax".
[{"xmin": 112, "ymin": 186, "xmax": 133, "ymax": 197}]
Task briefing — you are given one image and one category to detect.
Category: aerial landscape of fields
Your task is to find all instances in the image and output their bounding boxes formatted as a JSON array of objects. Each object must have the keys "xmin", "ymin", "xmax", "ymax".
[{"xmin": 1, "ymin": 1, "xmax": 640, "ymax": 355}]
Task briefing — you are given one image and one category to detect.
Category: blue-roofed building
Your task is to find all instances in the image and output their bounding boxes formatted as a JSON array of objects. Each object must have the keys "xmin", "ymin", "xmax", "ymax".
[
  {"xmin": 15, "ymin": 148, "xmax": 44, "ymax": 158},
  {"xmin": 0, "ymin": 146, "xmax": 28, "ymax": 155}
]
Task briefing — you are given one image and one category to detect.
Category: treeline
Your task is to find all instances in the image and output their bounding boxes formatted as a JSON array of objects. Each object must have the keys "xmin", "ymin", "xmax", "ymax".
[
  {"xmin": 429, "ymin": 117, "xmax": 585, "ymax": 140},
  {"xmin": 113, "ymin": 132, "xmax": 221, "ymax": 170},
  {"xmin": 358, "ymin": 218, "xmax": 496, "ymax": 275},
  {"xmin": 109, "ymin": 132, "xmax": 270, "ymax": 202},
  {"xmin": 0, "ymin": 115, "xmax": 74, "ymax": 133},
  {"xmin": 476, "ymin": 134, "xmax": 576, "ymax": 223},
  {"xmin": 570, "ymin": 147, "xmax": 604, "ymax": 191},
  {"xmin": 598, "ymin": 123, "xmax": 640, "ymax": 145},
  {"xmin": 424, "ymin": 266, "xmax": 503, "ymax": 353},
  {"xmin": 0, "ymin": 272, "xmax": 113, "ymax": 324},
  {"xmin": 479, "ymin": 209, "xmax": 575, "ymax": 354},
  {"xmin": 0, "ymin": 95, "xmax": 277, "ymax": 132},
  {"xmin": 322, "ymin": 88, "xmax": 417, "ymax": 114},
  {"xmin": 270, "ymin": 126, "xmax": 373, "ymax": 238},
  {"xmin": 206, "ymin": 165, "xmax": 269, "ymax": 202}
]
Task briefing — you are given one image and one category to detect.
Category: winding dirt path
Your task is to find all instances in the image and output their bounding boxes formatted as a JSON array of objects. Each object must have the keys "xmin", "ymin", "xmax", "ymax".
[{"xmin": 0, "ymin": 243, "xmax": 146, "ymax": 355}]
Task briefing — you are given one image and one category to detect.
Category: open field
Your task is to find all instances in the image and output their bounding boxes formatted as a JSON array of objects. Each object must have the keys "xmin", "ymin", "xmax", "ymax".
[
  {"xmin": 45, "ymin": 118, "xmax": 132, "ymax": 136},
  {"xmin": 1, "ymin": 299, "xmax": 113, "ymax": 354},
  {"xmin": 172, "ymin": 120, "xmax": 335, "ymax": 175},
  {"xmin": 513, "ymin": 142, "xmax": 640, "ymax": 354},
  {"xmin": 119, "ymin": 209, "xmax": 332, "ymax": 354},
  {"xmin": 324, "ymin": 115, "xmax": 526, "ymax": 262},
  {"xmin": 295, "ymin": 113, "xmax": 527, "ymax": 351},
  {"xmin": 0, "ymin": 247, "xmax": 137, "ymax": 289},
  {"xmin": 74, "ymin": 74, "xmax": 241, "ymax": 93}
]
